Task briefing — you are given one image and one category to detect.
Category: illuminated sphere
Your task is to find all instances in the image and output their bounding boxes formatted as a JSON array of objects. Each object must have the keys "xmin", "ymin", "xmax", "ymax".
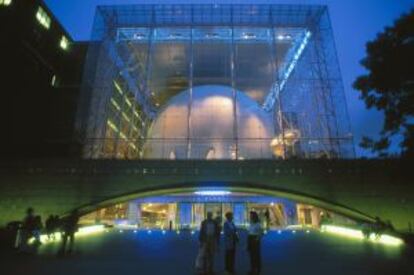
[{"xmin": 143, "ymin": 85, "xmax": 274, "ymax": 159}]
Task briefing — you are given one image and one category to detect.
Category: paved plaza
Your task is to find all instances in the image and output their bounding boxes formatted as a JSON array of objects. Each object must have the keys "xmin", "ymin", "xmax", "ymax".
[{"xmin": 3, "ymin": 229, "xmax": 413, "ymax": 275}]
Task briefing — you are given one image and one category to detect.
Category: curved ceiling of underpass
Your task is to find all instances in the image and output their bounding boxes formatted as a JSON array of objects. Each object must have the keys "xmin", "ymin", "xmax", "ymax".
[{"xmin": 72, "ymin": 183, "xmax": 377, "ymax": 224}]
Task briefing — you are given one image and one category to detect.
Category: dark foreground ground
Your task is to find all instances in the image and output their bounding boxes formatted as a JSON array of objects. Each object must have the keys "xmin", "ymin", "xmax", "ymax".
[{"xmin": 2, "ymin": 229, "xmax": 414, "ymax": 275}]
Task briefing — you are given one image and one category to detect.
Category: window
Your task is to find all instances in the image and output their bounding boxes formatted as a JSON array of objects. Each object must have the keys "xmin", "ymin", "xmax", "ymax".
[
  {"xmin": 36, "ymin": 7, "xmax": 51, "ymax": 29},
  {"xmin": 51, "ymin": 75, "xmax": 57, "ymax": 87},
  {"xmin": 60, "ymin": 36, "xmax": 69, "ymax": 50},
  {"xmin": 0, "ymin": 0, "xmax": 12, "ymax": 6}
]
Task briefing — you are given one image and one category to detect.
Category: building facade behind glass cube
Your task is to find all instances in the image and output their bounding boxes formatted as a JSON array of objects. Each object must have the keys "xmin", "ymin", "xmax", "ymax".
[{"xmin": 77, "ymin": 4, "xmax": 354, "ymax": 160}]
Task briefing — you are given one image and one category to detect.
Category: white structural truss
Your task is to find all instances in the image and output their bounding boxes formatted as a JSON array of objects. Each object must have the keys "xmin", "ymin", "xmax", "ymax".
[{"xmin": 263, "ymin": 30, "xmax": 312, "ymax": 111}]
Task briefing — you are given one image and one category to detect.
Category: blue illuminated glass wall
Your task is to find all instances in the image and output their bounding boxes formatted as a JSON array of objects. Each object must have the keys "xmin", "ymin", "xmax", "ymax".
[{"xmin": 77, "ymin": 4, "xmax": 354, "ymax": 159}]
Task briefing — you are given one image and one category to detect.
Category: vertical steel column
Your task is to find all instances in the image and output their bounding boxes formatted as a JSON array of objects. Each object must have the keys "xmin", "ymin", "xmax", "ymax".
[
  {"xmin": 141, "ymin": 7, "xmax": 156, "ymax": 158},
  {"xmin": 186, "ymin": 8, "xmax": 194, "ymax": 159},
  {"xmin": 230, "ymin": 6, "xmax": 239, "ymax": 160},
  {"xmin": 269, "ymin": 10, "xmax": 287, "ymax": 159},
  {"xmin": 312, "ymin": 22, "xmax": 335, "ymax": 157}
]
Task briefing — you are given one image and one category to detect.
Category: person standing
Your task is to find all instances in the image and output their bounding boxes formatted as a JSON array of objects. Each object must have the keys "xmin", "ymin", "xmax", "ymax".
[
  {"xmin": 199, "ymin": 212, "xmax": 220, "ymax": 275},
  {"xmin": 248, "ymin": 211, "xmax": 263, "ymax": 275},
  {"xmin": 223, "ymin": 212, "xmax": 238, "ymax": 275},
  {"xmin": 18, "ymin": 207, "xmax": 36, "ymax": 252},
  {"xmin": 58, "ymin": 209, "xmax": 79, "ymax": 256},
  {"xmin": 32, "ymin": 215, "xmax": 43, "ymax": 245}
]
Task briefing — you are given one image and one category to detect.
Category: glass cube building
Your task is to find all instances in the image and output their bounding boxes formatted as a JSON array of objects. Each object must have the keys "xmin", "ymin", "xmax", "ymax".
[{"xmin": 77, "ymin": 4, "xmax": 354, "ymax": 160}]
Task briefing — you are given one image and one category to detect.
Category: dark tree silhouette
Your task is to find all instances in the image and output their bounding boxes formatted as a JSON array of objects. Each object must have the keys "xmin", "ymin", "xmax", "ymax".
[{"xmin": 354, "ymin": 9, "xmax": 414, "ymax": 158}]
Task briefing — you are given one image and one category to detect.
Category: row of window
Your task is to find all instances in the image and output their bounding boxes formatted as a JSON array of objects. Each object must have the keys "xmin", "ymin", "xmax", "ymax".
[
  {"xmin": 35, "ymin": 6, "xmax": 69, "ymax": 51},
  {"xmin": 1, "ymin": 2, "xmax": 70, "ymax": 51}
]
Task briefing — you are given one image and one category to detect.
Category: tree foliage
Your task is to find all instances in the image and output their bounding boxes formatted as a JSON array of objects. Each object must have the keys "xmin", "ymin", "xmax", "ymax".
[{"xmin": 354, "ymin": 9, "xmax": 414, "ymax": 158}]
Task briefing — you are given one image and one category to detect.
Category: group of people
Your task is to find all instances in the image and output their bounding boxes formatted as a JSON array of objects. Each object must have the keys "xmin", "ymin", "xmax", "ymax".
[
  {"xmin": 16, "ymin": 207, "xmax": 79, "ymax": 256},
  {"xmin": 197, "ymin": 211, "xmax": 263, "ymax": 275}
]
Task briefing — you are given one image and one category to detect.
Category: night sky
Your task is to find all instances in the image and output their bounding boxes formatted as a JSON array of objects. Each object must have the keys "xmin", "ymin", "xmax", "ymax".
[{"xmin": 44, "ymin": 0, "xmax": 414, "ymax": 157}]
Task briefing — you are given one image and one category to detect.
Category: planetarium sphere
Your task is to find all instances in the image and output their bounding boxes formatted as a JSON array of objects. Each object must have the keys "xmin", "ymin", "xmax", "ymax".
[{"xmin": 143, "ymin": 85, "xmax": 274, "ymax": 159}]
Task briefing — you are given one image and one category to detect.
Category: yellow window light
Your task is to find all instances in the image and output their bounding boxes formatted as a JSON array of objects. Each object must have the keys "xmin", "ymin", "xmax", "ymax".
[
  {"xmin": 120, "ymin": 132, "xmax": 127, "ymax": 140},
  {"xmin": 125, "ymin": 97, "xmax": 132, "ymax": 107},
  {"xmin": 129, "ymin": 142, "xmax": 137, "ymax": 150},
  {"xmin": 114, "ymin": 81, "xmax": 123, "ymax": 95},
  {"xmin": 36, "ymin": 7, "xmax": 51, "ymax": 29},
  {"xmin": 122, "ymin": 112, "xmax": 131, "ymax": 122},
  {"xmin": 60, "ymin": 36, "xmax": 70, "ymax": 50},
  {"xmin": 107, "ymin": 120, "xmax": 118, "ymax": 132},
  {"xmin": 1, "ymin": 0, "xmax": 12, "ymax": 6},
  {"xmin": 111, "ymin": 98, "xmax": 121, "ymax": 111},
  {"xmin": 51, "ymin": 75, "xmax": 57, "ymax": 87}
]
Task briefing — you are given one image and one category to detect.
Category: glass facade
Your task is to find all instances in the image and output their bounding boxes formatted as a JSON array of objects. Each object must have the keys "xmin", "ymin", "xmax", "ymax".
[
  {"xmin": 77, "ymin": 4, "xmax": 354, "ymax": 159},
  {"xmin": 79, "ymin": 194, "xmax": 357, "ymax": 230}
]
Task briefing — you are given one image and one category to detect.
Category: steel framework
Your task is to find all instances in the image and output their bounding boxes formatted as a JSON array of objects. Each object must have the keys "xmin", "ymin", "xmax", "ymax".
[{"xmin": 76, "ymin": 4, "xmax": 354, "ymax": 159}]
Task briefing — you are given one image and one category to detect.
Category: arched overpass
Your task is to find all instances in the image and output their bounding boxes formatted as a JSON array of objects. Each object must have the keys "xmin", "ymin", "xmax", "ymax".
[{"xmin": 0, "ymin": 159, "xmax": 413, "ymax": 231}]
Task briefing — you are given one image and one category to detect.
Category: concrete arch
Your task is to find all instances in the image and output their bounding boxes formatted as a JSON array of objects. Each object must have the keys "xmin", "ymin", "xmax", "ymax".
[{"xmin": 0, "ymin": 159, "xmax": 412, "ymax": 231}]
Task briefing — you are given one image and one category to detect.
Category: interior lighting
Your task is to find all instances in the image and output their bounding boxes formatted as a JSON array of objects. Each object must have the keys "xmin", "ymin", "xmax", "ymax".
[
  {"xmin": 133, "ymin": 33, "xmax": 145, "ymax": 40},
  {"xmin": 60, "ymin": 36, "xmax": 69, "ymax": 50},
  {"xmin": 36, "ymin": 6, "xmax": 51, "ymax": 29},
  {"xmin": 111, "ymin": 98, "xmax": 121, "ymax": 111},
  {"xmin": 125, "ymin": 97, "xmax": 132, "ymax": 107},
  {"xmin": 194, "ymin": 190, "xmax": 231, "ymax": 196},
  {"xmin": 321, "ymin": 225, "xmax": 404, "ymax": 246},
  {"xmin": 162, "ymin": 230, "xmax": 166, "ymax": 234},
  {"xmin": 129, "ymin": 142, "xmax": 137, "ymax": 150},
  {"xmin": 107, "ymin": 120, "xmax": 118, "ymax": 132},
  {"xmin": 114, "ymin": 81, "xmax": 124, "ymax": 95},
  {"xmin": 242, "ymin": 32, "xmax": 256, "ymax": 39},
  {"xmin": 277, "ymin": 230, "xmax": 282, "ymax": 234},
  {"xmin": 119, "ymin": 132, "xmax": 127, "ymax": 140},
  {"xmin": 122, "ymin": 112, "xmax": 131, "ymax": 122},
  {"xmin": 51, "ymin": 75, "xmax": 57, "ymax": 87}
]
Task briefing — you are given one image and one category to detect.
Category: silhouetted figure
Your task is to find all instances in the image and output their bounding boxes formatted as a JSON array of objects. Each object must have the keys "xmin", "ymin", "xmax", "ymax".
[
  {"xmin": 248, "ymin": 211, "xmax": 263, "ymax": 275},
  {"xmin": 18, "ymin": 207, "xmax": 36, "ymax": 252},
  {"xmin": 45, "ymin": 215, "xmax": 59, "ymax": 240},
  {"xmin": 223, "ymin": 212, "xmax": 238, "ymax": 274},
  {"xmin": 372, "ymin": 216, "xmax": 388, "ymax": 238},
  {"xmin": 264, "ymin": 209, "xmax": 270, "ymax": 230},
  {"xmin": 33, "ymin": 215, "xmax": 43, "ymax": 245},
  {"xmin": 215, "ymin": 212, "xmax": 223, "ymax": 239},
  {"xmin": 198, "ymin": 212, "xmax": 220, "ymax": 275},
  {"xmin": 58, "ymin": 210, "xmax": 79, "ymax": 255}
]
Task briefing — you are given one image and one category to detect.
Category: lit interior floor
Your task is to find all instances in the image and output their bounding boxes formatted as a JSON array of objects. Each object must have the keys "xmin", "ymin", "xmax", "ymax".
[{"xmin": 4, "ymin": 229, "xmax": 413, "ymax": 275}]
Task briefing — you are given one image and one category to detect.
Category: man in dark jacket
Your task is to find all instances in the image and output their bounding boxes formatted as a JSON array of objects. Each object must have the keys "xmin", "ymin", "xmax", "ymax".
[
  {"xmin": 223, "ymin": 212, "xmax": 238, "ymax": 274},
  {"xmin": 58, "ymin": 209, "xmax": 79, "ymax": 255},
  {"xmin": 199, "ymin": 212, "xmax": 220, "ymax": 275}
]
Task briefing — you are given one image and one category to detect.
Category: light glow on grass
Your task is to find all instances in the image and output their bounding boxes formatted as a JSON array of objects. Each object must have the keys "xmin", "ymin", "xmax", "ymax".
[
  {"xmin": 30, "ymin": 225, "xmax": 105, "ymax": 244},
  {"xmin": 321, "ymin": 225, "xmax": 404, "ymax": 246}
]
